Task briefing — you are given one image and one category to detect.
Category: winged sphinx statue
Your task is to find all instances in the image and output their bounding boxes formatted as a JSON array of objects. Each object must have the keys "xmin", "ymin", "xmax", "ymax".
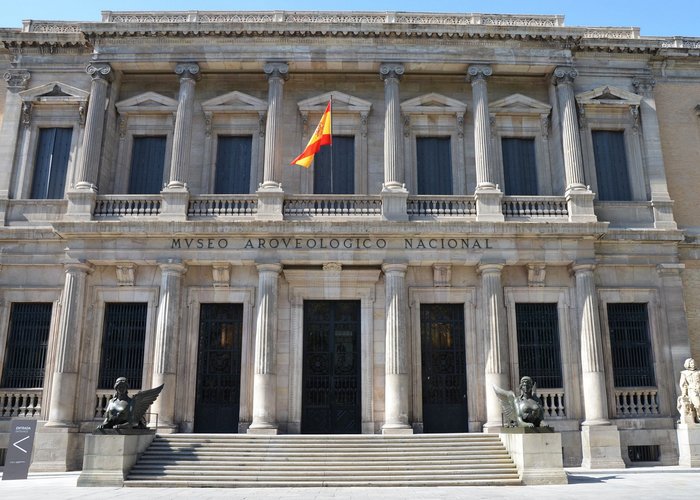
[
  {"xmin": 494, "ymin": 376, "xmax": 545, "ymax": 428},
  {"xmin": 97, "ymin": 377, "xmax": 164, "ymax": 430}
]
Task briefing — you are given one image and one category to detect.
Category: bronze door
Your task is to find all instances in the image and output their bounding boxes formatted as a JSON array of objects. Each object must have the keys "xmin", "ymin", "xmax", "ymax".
[
  {"xmin": 302, "ymin": 300, "xmax": 361, "ymax": 434},
  {"xmin": 421, "ymin": 303, "xmax": 468, "ymax": 433},
  {"xmin": 194, "ymin": 303, "xmax": 243, "ymax": 433}
]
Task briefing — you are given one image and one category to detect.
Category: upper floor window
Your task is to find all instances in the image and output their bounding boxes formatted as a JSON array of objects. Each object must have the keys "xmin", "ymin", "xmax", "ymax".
[
  {"xmin": 592, "ymin": 130, "xmax": 632, "ymax": 201},
  {"xmin": 214, "ymin": 135, "xmax": 253, "ymax": 194},
  {"xmin": 501, "ymin": 137, "xmax": 538, "ymax": 196},
  {"xmin": 313, "ymin": 135, "xmax": 355, "ymax": 194},
  {"xmin": 1, "ymin": 302, "xmax": 53, "ymax": 388},
  {"xmin": 416, "ymin": 136, "xmax": 453, "ymax": 195},
  {"xmin": 128, "ymin": 136, "xmax": 166, "ymax": 194},
  {"xmin": 31, "ymin": 127, "xmax": 73, "ymax": 199}
]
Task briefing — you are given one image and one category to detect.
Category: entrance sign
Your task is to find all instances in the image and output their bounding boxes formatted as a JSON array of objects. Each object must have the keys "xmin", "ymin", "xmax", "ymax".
[{"xmin": 2, "ymin": 419, "xmax": 37, "ymax": 480}]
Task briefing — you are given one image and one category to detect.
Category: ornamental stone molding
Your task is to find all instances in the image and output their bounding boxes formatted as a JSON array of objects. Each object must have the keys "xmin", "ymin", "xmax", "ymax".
[
  {"xmin": 115, "ymin": 263, "xmax": 136, "ymax": 286},
  {"xmin": 212, "ymin": 263, "xmax": 230, "ymax": 287},
  {"xmin": 263, "ymin": 62, "xmax": 289, "ymax": 81},
  {"xmin": 175, "ymin": 62, "xmax": 201, "ymax": 81},
  {"xmin": 552, "ymin": 66, "xmax": 578, "ymax": 85},
  {"xmin": 632, "ymin": 76, "xmax": 656, "ymax": 96},
  {"xmin": 86, "ymin": 62, "xmax": 112, "ymax": 81},
  {"xmin": 4, "ymin": 69, "xmax": 31, "ymax": 92},
  {"xmin": 467, "ymin": 65, "xmax": 492, "ymax": 83},
  {"xmin": 379, "ymin": 63, "xmax": 405, "ymax": 81}
]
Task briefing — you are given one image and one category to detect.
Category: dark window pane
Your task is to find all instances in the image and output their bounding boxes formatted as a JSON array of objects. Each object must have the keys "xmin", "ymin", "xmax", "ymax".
[
  {"xmin": 98, "ymin": 303, "xmax": 148, "ymax": 389},
  {"xmin": 417, "ymin": 137, "xmax": 452, "ymax": 195},
  {"xmin": 31, "ymin": 128, "xmax": 72, "ymax": 199},
  {"xmin": 516, "ymin": 303, "xmax": 563, "ymax": 388},
  {"xmin": 607, "ymin": 303, "xmax": 655, "ymax": 387},
  {"xmin": 214, "ymin": 136, "xmax": 252, "ymax": 194},
  {"xmin": 313, "ymin": 136, "xmax": 354, "ymax": 194},
  {"xmin": 128, "ymin": 136, "xmax": 166, "ymax": 194},
  {"xmin": 502, "ymin": 137, "xmax": 538, "ymax": 195},
  {"xmin": 1, "ymin": 303, "xmax": 53, "ymax": 388},
  {"xmin": 592, "ymin": 130, "xmax": 632, "ymax": 201}
]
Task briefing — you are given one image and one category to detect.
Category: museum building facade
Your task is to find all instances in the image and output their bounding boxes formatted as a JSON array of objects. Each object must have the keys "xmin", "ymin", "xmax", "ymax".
[{"xmin": 0, "ymin": 10, "xmax": 698, "ymax": 470}]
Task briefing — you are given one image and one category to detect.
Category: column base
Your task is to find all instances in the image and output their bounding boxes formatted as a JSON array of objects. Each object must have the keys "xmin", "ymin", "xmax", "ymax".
[
  {"xmin": 380, "ymin": 184, "xmax": 408, "ymax": 222},
  {"xmin": 677, "ymin": 423, "xmax": 700, "ymax": 467},
  {"xmin": 29, "ymin": 423, "xmax": 82, "ymax": 472},
  {"xmin": 66, "ymin": 188, "xmax": 97, "ymax": 221},
  {"xmin": 580, "ymin": 424, "xmax": 625, "ymax": 469},
  {"xmin": 160, "ymin": 186, "xmax": 189, "ymax": 221},
  {"xmin": 77, "ymin": 431, "xmax": 155, "ymax": 487},
  {"xmin": 381, "ymin": 424, "xmax": 413, "ymax": 435},
  {"xmin": 255, "ymin": 184, "xmax": 284, "ymax": 221},
  {"xmin": 475, "ymin": 187, "xmax": 504, "ymax": 222},
  {"xmin": 565, "ymin": 188, "xmax": 597, "ymax": 223},
  {"xmin": 500, "ymin": 429, "xmax": 567, "ymax": 485},
  {"xmin": 247, "ymin": 425, "xmax": 279, "ymax": 435},
  {"xmin": 652, "ymin": 199, "xmax": 677, "ymax": 229}
]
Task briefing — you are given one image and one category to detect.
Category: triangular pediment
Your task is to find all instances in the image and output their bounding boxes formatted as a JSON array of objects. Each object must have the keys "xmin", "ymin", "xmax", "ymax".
[
  {"xmin": 116, "ymin": 92, "xmax": 179, "ymax": 114},
  {"xmin": 490, "ymin": 93, "xmax": 551, "ymax": 115},
  {"xmin": 298, "ymin": 91, "xmax": 371, "ymax": 114},
  {"xmin": 20, "ymin": 81, "xmax": 89, "ymax": 103},
  {"xmin": 576, "ymin": 85, "xmax": 641, "ymax": 106},
  {"xmin": 401, "ymin": 93, "xmax": 467, "ymax": 114},
  {"xmin": 201, "ymin": 91, "xmax": 267, "ymax": 114}
]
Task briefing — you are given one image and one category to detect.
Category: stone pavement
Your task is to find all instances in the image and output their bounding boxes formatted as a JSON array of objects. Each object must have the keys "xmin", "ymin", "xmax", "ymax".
[{"xmin": 1, "ymin": 467, "xmax": 699, "ymax": 499}]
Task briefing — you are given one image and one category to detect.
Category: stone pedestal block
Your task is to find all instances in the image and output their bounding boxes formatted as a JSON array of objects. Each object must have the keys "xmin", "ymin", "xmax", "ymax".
[
  {"xmin": 159, "ymin": 188, "xmax": 189, "ymax": 221},
  {"xmin": 677, "ymin": 424, "xmax": 700, "ymax": 467},
  {"xmin": 255, "ymin": 185, "xmax": 284, "ymax": 221},
  {"xmin": 581, "ymin": 424, "xmax": 625, "ymax": 469},
  {"xmin": 652, "ymin": 199, "xmax": 677, "ymax": 229},
  {"xmin": 30, "ymin": 425, "xmax": 82, "ymax": 472},
  {"xmin": 475, "ymin": 187, "xmax": 504, "ymax": 222},
  {"xmin": 380, "ymin": 186, "xmax": 408, "ymax": 221},
  {"xmin": 500, "ymin": 429, "xmax": 567, "ymax": 485},
  {"xmin": 566, "ymin": 189, "xmax": 597, "ymax": 223},
  {"xmin": 65, "ymin": 189, "xmax": 96, "ymax": 220},
  {"xmin": 77, "ymin": 431, "xmax": 155, "ymax": 487}
]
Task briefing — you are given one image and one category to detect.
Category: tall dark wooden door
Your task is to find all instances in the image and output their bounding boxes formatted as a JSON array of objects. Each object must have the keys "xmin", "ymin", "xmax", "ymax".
[
  {"xmin": 302, "ymin": 300, "xmax": 361, "ymax": 434},
  {"xmin": 420, "ymin": 303, "xmax": 468, "ymax": 433},
  {"xmin": 194, "ymin": 303, "xmax": 243, "ymax": 433}
]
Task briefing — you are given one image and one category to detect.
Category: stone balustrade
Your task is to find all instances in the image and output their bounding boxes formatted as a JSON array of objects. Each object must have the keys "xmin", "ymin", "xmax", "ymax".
[
  {"xmin": 407, "ymin": 196, "xmax": 477, "ymax": 219},
  {"xmin": 615, "ymin": 387, "xmax": 660, "ymax": 417},
  {"xmin": 93, "ymin": 195, "xmax": 162, "ymax": 217},
  {"xmin": 188, "ymin": 195, "xmax": 258, "ymax": 217},
  {"xmin": 283, "ymin": 195, "xmax": 381, "ymax": 218},
  {"xmin": 502, "ymin": 196, "xmax": 569, "ymax": 219},
  {"xmin": 537, "ymin": 388, "xmax": 566, "ymax": 418},
  {"xmin": 94, "ymin": 389, "xmax": 114, "ymax": 419},
  {"xmin": 0, "ymin": 389, "xmax": 42, "ymax": 418}
]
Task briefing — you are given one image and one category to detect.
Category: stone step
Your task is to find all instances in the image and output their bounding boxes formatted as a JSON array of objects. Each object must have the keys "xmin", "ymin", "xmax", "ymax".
[
  {"xmin": 131, "ymin": 463, "xmax": 517, "ymax": 472},
  {"xmin": 134, "ymin": 457, "xmax": 515, "ymax": 466},
  {"xmin": 126, "ymin": 478, "xmax": 523, "ymax": 488}
]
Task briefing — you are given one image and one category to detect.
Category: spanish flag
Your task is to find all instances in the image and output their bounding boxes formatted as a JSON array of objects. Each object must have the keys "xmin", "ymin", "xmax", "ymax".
[{"xmin": 291, "ymin": 101, "xmax": 332, "ymax": 168}]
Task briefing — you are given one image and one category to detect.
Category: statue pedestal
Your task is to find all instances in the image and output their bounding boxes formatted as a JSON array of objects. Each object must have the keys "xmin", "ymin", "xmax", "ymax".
[
  {"xmin": 499, "ymin": 428, "xmax": 567, "ymax": 485},
  {"xmin": 77, "ymin": 430, "xmax": 155, "ymax": 487},
  {"xmin": 677, "ymin": 424, "xmax": 700, "ymax": 467},
  {"xmin": 580, "ymin": 424, "xmax": 625, "ymax": 469}
]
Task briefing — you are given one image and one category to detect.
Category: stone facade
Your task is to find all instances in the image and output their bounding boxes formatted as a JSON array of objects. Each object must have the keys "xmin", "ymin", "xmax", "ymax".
[{"xmin": 0, "ymin": 10, "xmax": 697, "ymax": 471}]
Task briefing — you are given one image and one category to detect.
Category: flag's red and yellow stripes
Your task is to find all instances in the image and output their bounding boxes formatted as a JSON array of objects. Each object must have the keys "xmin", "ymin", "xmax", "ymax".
[{"xmin": 290, "ymin": 101, "xmax": 332, "ymax": 168}]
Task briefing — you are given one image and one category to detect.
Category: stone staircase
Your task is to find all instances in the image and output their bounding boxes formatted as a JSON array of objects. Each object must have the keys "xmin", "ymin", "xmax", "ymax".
[{"xmin": 125, "ymin": 433, "xmax": 521, "ymax": 487}]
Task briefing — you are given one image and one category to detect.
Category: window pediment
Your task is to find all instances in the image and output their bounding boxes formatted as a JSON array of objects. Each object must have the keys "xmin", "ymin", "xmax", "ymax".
[
  {"xmin": 489, "ymin": 93, "xmax": 551, "ymax": 116},
  {"xmin": 19, "ymin": 81, "xmax": 89, "ymax": 105},
  {"xmin": 297, "ymin": 91, "xmax": 371, "ymax": 115},
  {"xmin": 201, "ymin": 91, "xmax": 267, "ymax": 114},
  {"xmin": 401, "ymin": 93, "xmax": 466, "ymax": 115},
  {"xmin": 576, "ymin": 85, "xmax": 641, "ymax": 107},
  {"xmin": 115, "ymin": 92, "xmax": 179, "ymax": 115}
]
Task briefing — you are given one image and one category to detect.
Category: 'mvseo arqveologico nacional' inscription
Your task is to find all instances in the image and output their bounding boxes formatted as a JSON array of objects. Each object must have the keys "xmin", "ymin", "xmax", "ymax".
[{"xmin": 171, "ymin": 237, "xmax": 493, "ymax": 251}]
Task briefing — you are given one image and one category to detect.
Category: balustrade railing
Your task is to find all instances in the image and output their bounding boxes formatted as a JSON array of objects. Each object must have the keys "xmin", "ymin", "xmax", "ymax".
[
  {"xmin": 502, "ymin": 196, "xmax": 568, "ymax": 218},
  {"xmin": 615, "ymin": 387, "xmax": 660, "ymax": 417},
  {"xmin": 94, "ymin": 389, "xmax": 114, "ymax": 419},
  {"xmin": 0, "ymin": 389, "xmax": 42, "ymax": 418},
  {"xmin": 284, "ymin": 195, "xmax": 381, "ymax": 218},
  {"xmin": 537, "ymin": 389, "xmax": 566, "ymax": 418},
  {"xmin": 188, "ymin": 196, "xmax": 258, "ymax": 217},
  {"xmin": 407, "ymin": 196, "xmax": 476, "ymax": 219},
  {"xmin": 94, "ymin": 195, "xmax": 162, "ymax": 217}
]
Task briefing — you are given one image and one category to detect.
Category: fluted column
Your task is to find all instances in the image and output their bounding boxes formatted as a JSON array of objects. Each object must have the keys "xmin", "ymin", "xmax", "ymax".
[
  {"xmin": 0, "ymin": 70, "xmax": 30, "ymax": 200},
  {"xmin": 633, "ymin": 77, "xmax": 676, "ymax": 229},
  {"xmin": 380, "ymin": 63, "xmax": 405, "ymax": 190},
  {"xmin": 260, "ymin": 62, "xmax": 288, "ymax": 189},
  {"xmin": 249, "ymin": 263, "xmax": 282, "ymax": 433},
  {"xmin": 553, "ymin": 67, "xmax": 587, "ymax": 192},
  {"xmin": 571, "ymin": 262, "xmax": 609, "ymax": 425},
  {"xmin": 46, "ymin": 262, "xmax": 93, "ymax": 426},
  {"xmin": 167, "ymin": 63, "xmax": 200, "ymax": 190},
  {"xmin": 467, "ymin": 65, "xmax": 495, "ymax": 189},
  {"xmin": 382, "ymin": 263, "xmax": 412, "ymax": 433},
  {"xmin": 73, "ymin": 63, "xmax": 112, "ymax": 191},
  {"xmin": 150, "ymin": 260, "xmax": 186, "ymax": 430},
  {"xmin": 478, "ymin": 262, "xmax": 510, "ymax": 431}
]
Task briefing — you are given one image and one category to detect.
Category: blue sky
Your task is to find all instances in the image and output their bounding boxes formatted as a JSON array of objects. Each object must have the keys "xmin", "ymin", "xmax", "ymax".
[{"xmin": 1, "ymin": 0, "xmax": 698, "ymax": 37}]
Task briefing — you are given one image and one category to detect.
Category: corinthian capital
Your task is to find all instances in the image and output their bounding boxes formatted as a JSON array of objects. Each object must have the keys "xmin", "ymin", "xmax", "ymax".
[
  {"xmin": 467, "ymin": 65, "xmax": 492, "ymax": 83},
  {"xmin": 263, "ymin": 62, "xmax": 289, "ymax": 81},
  {"xmin": 86, "ymin": 62, "xmax": 112, "ymax": 82},
  {"xmin": 552, "ymin": 66, "xmax": 578, "ymax": 85},
  {"xmin": 4, "ymin": 69, "xmax": 31, "ymax": 92},
  {"xmin": 175, "ymin": 62, "xmax": 201, "ymax": 81},
  {"xmin": 379, "ymin": 63, "xmax": 405, "ymax": 81},
  {"xmin": 632, "ymin": 76, "xmax": 656, "ymax": 97}
]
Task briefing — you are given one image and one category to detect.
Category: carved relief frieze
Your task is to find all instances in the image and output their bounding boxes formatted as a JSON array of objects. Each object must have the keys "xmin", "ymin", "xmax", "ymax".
[
  {"xmin": 527, "ymin": 264, "xmax": 546, "ymax": 287},
  {"xmin": 212, "ymin": 263, "xmax": 230, "ymax": 287},
  {"xmin": 116, "ymin": 263, "xmax": 136, "ymax": 287},
  {"xmin": 433, "ymin": 264, "xmax": 452, "ymax": 287}
]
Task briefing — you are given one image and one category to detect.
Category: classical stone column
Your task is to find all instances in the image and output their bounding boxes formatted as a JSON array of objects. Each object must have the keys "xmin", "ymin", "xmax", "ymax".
[
  {"xmin": 256, "ymin": 62, "xmax": 288, "ymax": 220},
  {"xmin": 468, "ymin": 65, "xmax": 503, "ymax": 222},
  {"xmin": 633, "ymin": 77, "xmax": 676, "ymax": 229},
  {"xmin": 0, "ymin": 69, "xmax": 30, "ymax": 224},
  {"xmin": 382, "ymin": 263, "xmax": 412, "ymax": 433},
  {"xmin": 46, "ymin": 262, "xmax": 93, "ymax": 427},
  {"xmin": 379, "ymin": 63, "xmax": 408, "ymax": 221},
  {"xmin": 477, "ymin": 261, "xmax": 510, "ymax": 431},
  {"xmin": 571, "ymin": 262, "xmax": 624, "ymax": 468},
  {"xmin": 248, "ymin": 263, "xmax": 282, "ymax": 434},
  {"xmin": 167, "ymin": 63, "xmax": 200, "ymax": 190},
  {"xmin": 553, "ymin": 67, "xmax": 596, "ymax": 222},
  {"xmin": 150, "ymin": 260, "xmax": 186, "ymax": 431}
]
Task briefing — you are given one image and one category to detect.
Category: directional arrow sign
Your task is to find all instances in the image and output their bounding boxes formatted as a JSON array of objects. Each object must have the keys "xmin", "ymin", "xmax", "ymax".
[
  {"xmin": 12, "ymin": 435, "xmax": 31, "ymax": 454},
  {"xmin": 2, "ymin": 419, "xmax": 37, "ymax": 480}
]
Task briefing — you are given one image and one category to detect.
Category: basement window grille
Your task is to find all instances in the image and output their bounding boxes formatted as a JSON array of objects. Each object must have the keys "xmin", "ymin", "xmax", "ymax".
[
  {"xmin": 0, "ymin": 447, "xmax": 5, "ymax": 466},
  {"xmin": 628, "ymin": 445, "xmax": 660, "ymax": 462}
]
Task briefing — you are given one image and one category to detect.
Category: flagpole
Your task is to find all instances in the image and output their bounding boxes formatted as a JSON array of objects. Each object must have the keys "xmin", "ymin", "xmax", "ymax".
[{"xmin": 329, "ymin": 95, "xmax": 334, "ymax": 194}]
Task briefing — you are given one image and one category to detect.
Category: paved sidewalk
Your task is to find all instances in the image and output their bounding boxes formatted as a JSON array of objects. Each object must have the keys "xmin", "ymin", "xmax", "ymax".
[{"xmin": 1, "ymin": 467, "xmax": 699, "ymax": 499}]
